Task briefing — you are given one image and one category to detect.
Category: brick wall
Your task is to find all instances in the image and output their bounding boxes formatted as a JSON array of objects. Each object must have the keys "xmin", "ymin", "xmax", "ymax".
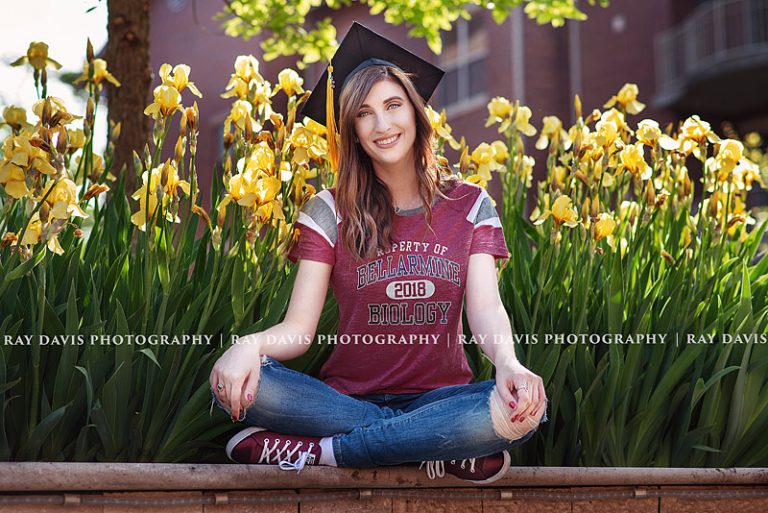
[
  {"xmin": 1, "ymin": 486, "xmax": 768, "ymax": 512},
  {"xmin": 148, "ymin": 0, "xmax": 682, "ymax": 210}
]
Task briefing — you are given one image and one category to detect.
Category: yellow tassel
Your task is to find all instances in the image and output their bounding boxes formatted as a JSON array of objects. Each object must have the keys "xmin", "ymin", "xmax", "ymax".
[{"xmin": 326, "ymin": 64, "xmax": 340, "ymax": 174}]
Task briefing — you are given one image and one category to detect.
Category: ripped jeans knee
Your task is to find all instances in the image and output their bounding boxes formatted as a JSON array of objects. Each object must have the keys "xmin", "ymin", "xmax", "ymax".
[{"xmin": 488, "ymin": 385, "xmax": 547, "ymax": 442}]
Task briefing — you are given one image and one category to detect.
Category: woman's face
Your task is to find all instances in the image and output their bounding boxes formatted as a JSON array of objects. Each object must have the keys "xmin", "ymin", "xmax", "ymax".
[{"xmin": 353, "ymin": 78, "xmax": 417, "ymax": 172}]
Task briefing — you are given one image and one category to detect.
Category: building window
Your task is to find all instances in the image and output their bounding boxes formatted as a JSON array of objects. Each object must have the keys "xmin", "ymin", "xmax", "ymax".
[
  {"xmin": 438, "ymin": 14, "xmax": 489, "ymax": 114},
  {"xmin": 166, "ymin": 0, "xmax": 187, "ymax": 13}
]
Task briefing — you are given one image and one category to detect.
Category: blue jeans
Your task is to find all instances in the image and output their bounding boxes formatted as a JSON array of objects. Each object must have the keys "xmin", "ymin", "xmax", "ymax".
[{"xmin": 210, "ymin": 355, "xmax": 545, "ymax": 468}]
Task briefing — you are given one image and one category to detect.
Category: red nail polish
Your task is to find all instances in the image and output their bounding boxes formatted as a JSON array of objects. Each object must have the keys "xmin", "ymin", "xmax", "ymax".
[
  {"xmin": 509, "ymin": 401, "xmax": 517, "ymax": 409},
  {"xmin": 510, "ymin": 416, "xmax": 518, "ymax": 422},
  {"xmin": 247, "ymin": 393, "xmax": 253, "ymax": 401}
]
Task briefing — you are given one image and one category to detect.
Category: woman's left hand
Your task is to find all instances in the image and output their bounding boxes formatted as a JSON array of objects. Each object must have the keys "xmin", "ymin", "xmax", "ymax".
[{"xmin": 494, "ymin": 357, "xmax": 546, "ymax": 422}]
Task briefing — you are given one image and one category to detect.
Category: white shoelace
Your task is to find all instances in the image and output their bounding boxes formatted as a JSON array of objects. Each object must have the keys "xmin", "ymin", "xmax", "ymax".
[
  {"xmin": 259, "ymin": 437, "xmax": 316, "ymax": 473},
  {"xmin": 419, "ymin": 458, "xmax": 477, "ymax": 479}
]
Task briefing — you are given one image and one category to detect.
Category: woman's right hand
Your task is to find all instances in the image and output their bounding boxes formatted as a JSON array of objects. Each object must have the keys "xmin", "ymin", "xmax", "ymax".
[
  {"xmin": 209, "ymin": 259, "xmax": 332, "ymax": 421},
  {"xmin": 209, "ymin": 336, "xmax": 262, "ymax": 421}
]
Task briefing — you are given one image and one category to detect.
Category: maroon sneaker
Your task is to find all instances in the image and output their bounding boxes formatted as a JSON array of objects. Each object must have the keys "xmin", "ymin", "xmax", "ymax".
[
  {"xmin": 419, "ymin": 451, "xmax": 511, "ymax": 484},
  {"xmin": 226, "ymin": 426, "xmax": 323, "ymax": 472}
]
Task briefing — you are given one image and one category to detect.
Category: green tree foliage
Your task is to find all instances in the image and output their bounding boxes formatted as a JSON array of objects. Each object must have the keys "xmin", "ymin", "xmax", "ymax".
[{"xmin": 215, "ymin": 0, "xmax": 610, "ymax": 68}]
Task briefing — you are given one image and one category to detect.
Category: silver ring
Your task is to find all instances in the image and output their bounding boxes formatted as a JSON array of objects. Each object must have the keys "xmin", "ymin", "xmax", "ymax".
[
  {"xmin": 519, "ymin": 383, "xmax": 530, "ymax": 392},
  {"xmin": 216, "ymin": 383, "xmax": 224, "ymax": 391}
]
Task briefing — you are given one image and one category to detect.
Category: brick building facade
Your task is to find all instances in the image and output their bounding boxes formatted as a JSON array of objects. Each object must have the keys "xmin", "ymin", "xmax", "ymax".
[{"xmin": 149, "ymin": 0, "xmax": 768, "ymax": 206}]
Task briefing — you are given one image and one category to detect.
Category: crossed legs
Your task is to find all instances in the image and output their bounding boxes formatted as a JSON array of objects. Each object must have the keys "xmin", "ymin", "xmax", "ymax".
[{"xmin": 210, "ymin": 356, "xmax": 545, "ymax": 468}]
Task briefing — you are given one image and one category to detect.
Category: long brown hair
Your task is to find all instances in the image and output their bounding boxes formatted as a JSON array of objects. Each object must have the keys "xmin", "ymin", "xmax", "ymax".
[{"xmin": 334, "ymin": 64, "xmax": 460, "ymax": 262}]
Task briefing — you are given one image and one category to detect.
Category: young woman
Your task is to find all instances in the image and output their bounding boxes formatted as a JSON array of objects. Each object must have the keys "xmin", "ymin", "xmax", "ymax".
[{"xmin": 208, "ymin": 22, "xmax": 547, "ymax": 484}]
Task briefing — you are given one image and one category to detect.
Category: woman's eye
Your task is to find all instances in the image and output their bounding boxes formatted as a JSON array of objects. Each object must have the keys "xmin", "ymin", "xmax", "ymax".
[{"xmin": 358, "ymin": 104, "xmax": 400, "ymax": 117}]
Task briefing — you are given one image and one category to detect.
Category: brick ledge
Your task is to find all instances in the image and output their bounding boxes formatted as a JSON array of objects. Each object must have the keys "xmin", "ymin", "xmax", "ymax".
[{"xmin": 0, "ymin": 464, "xmax": 766, "ymax": 491}]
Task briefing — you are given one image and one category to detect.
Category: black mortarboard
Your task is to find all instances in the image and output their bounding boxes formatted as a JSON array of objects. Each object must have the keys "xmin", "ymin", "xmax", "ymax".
[{"xmin": 300, "ymin": 21, "xmax": 445, "ymax": 172}]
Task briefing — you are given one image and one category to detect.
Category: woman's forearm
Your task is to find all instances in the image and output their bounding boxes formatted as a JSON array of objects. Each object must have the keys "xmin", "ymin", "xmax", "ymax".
[
  {"xmin": 237, "ymin": 319, "xmax": 314, "ymax": 361},
  {"xmin": 468, "ymin": 301, "xmax": 520, "ymax": 366}
]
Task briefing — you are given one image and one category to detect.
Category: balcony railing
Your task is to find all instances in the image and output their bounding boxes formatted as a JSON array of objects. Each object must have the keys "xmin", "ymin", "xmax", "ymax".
[{"xmin": 655, "ymin": 0, "xmax": 768, "ymax": 103}]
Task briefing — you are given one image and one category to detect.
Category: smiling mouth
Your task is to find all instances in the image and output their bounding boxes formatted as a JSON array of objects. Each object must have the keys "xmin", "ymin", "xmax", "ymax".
[{"xmin": 374, "ymin": 134, "xmax": 401, "ymax": 147}]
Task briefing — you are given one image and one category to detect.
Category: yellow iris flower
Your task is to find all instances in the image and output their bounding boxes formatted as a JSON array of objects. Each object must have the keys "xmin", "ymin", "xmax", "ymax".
[
  {"xmin": 603, "ymin": 83, "xmax": 645, "ymax": 115},
  {"xmin": 636, "ymin": 119, "xmax": 660, "ymax": 146},
  {"xmin": 275, "ymin": 68, "xmax": 304, "ymax": 97},
  {"xmin": 465, "ymin": 173, "xmax": 488, "ymax": 189},
  {"xmin": 130, "ymin": 160, "xmax": 190, "ymax": 230},
  {"xmin": 290, "ymin": 124, "xmax": 327, "ymax": 166},
  {"xmin": 218, "ymin": 166, "xmax": 285, "ymax": 228},
  {"xmin": 303, "ymin": 118, "xmax": 326, "ymax": 137},
  {"xmin": 290, "ymin": 167, "xmax": 318, "ymax": 205},
  {"xmin": 514, "ymin": 104, "xmax": 537, "ymax": 137},
  {"xmin": 0, "ymin": 133, "xmax": 56, "ymax": 198},
  {"xmin": 677, "ymin": 115, "xmax": 720, "ymax": 159},
  {"xmin": 223, "ymin": 99, "xmax": 261, "ymax": 136},
  {"xmin": 11, "ymin": 42, "xmax": 62, "ymax": 72},
  {"xmin": 726, "ymin": 195, "xmax": 756, "ymax": 239},
  {"xmin": 252, "ymin": 80, "xmax": 275, "ymax": 119},
  {"xmin": 32, "ymin": 97, "xmax": 81, "ymax": 128},
  {"xmin": 0, "ymin": 162, "xmax": 28, "ymax": 198},
  {"xmin": 3, "ymin": 133, "xmax": 34, "ymax": 167},
  {"xmin": 533, "ymin": 194, "xmax": 579, "ymax": 228},
  {"xmin": 144, "ymin": 85, "xmax": 183, "ymax": 120},
  {"xmin": 75, "ymin": 58, "xmax": 121, "ymax": 90},
  {"xmin": 491, "ymin": 141, "xmax": 509, "ymax": 164},
  {"xmin": 594, "ymin": 213, "xmax": 616, "ymax": 242},
  {"xmin": 245, "ymin": 142, "xmax": 276, "ymax": 176},
  {"xmin": 425, "ymin": 106, "xmax": 460, "ymax": 150},
  {"xmin": 595, "ymin": 109, "xmax": 625, "ymax": 149},
  {"xmin": 551, "ymin": 195, "xmax": 580, "ymax": 227},
  {"xmin": 471, "ymin": 142, "xmax": 503, "ymax": 185},
  {"xmin": 2, "ymin": 106, "xmax": 30, "ymax": 132},
  {"xmin": 485, "ymin": 97, "xmax": 512, "ymax": 127},
  {"xmin": 21, "ymin": 213, "xmax": 43, "ymax": 246},
  {"xmin": 680, "ymin": 115, "xmax": 718, "ymax": 144},
  {"xmin": 233, "ymin": 55, "xmax": 264, "ymax": 84},
  {"xmin": 38, "ymin": 178, "xmax": 88, "ymax": 220},
  {"xmin": 221, "ymin": 78, "xmax": 249, "ymax": 100},
  {"xmin": 595, "ymin": 120, "xmax": 618, "ymax": 149},
  {"xmin": 221, "ymin": 55, "xmax": 264, "ymax": 99},
  {"xmin": 67, "ymin": 128, "xmax": 86, "ymax": 150},
  {"xmin": 17, "ymin": 212, "xmax": 65, "ymax": 255},
  {"xmin": 485, "ymin": 98, "xmax": 536, "ymax": 136},
  {"xmin": 618, "ymin": 143, "xmax": 652, "ymax": 180},
  {"xmin": 130, "ymin": 190, "xmax": 163, "ymax": 232},
  {"xmin": 550, "ymin": 165, "xmax": 568, "ymax": 190},
  {"xmin": 159, "ymin": 63, "xmax": 202, "ymax": 98},
  {"xmin": 635, "ymin": 119, "xmax": 679, "ymax": 151},
  {"xmin": 711, "ymin": 139, "xmax": 744, "ymax": 181},
  {"xmin": 731, "ymin": 159, "xmax": 764, "ymax": 191},
  {"xmin": 238, "ymin": 174, "xmax": 280, "ymax": 209},
  {"xmin": 536, "ymin": 115, "xmax": 571, "ymax": 151},
  {"xmin": 520, "ymin": 155, "xmax": 535, "ymax": 188}
]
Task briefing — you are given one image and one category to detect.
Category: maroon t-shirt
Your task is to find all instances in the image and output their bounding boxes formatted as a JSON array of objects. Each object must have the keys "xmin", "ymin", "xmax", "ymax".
[{"xmin": 287, "ymin": 181, "xmax": 510, "ymax": 395}]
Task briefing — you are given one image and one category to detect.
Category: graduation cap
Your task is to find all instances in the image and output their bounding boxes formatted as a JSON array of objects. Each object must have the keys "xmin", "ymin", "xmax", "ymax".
[{"xmin": 301, "ymin": 21, "xmax": 445, "ymax": 172}]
